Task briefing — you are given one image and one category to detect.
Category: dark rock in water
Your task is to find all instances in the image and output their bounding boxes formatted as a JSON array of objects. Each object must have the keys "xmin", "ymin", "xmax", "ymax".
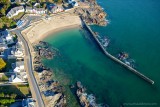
[
  {"xmin": 75, "ymin": 81, "xmax": 109, "ymax": 107},
  {"xmin": 70, "ymin": 84, "xmax": 75, "ymax": 89},
  {"xmin": 33, "ymin": 41, "xmax": 58, "ymax": 60},
  {"xmin": 34, "ymin": 65, "xmax": 44, "ymax": 72},
  {"xmin": 77, "ymin": 81, "xmax": 83, "ymax": 88}
]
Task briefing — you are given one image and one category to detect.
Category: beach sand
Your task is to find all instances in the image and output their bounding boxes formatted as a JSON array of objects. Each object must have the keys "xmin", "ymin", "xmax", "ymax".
[{"xmin": 22, "ymin": 14, "xmax": 82, "ymax": 44}]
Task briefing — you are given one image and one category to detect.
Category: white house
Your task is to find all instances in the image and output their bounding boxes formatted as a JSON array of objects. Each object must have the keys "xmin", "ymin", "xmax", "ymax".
[
  {"xmin": 9, "ymin": 72, "xmax": 27, "ymax": 83},
  {"xmin": 12, "ymin": 61, "xmax": 24, "ymax": 73},
  {"xmin": 6, "ymin": 6, "xmax": 25, "ymax": 18},
  {"xmin": 6, "ymin": 34, "xmax": 14, "ymax": 44},
  {"xmin": 0, "ymin": 30, "xmax": 8, "ymax": 37},
  {"xmin": 26, "ymin": 6, "xmax": 33, "ymax": 13},
  {"xmin": 68, "ymin": 0, "xmax": 78, "ymax": 7},
  {"xmin": 11, "ymin": 47, "xmax": 24, "ymax": 58},
  {"xmin": 68, "ymin": 0, "xmax": 74, "ymax": 4},
  {"xmin": 9, "ymin": 41, "xmax": 24, "ymax": 59},
  {"xmin": 71, "ymin": 1, "xmax": 78, "ymax": 7},
  {"xmin": 0, "ymin": 44, "xmax": 8, "ymax": 50},
  {"xmin": 0, "ymin": 30, "xmax": 14, "ymax": 45},
  {"xmin": 34, "ymin": 8, "xmax": 46, "ymax": 14},
  {"xmin": 26, "ymin": 7, "xmax": 46, "ymax": 14},
  {"xmin": 22, "ymin": 98, "xmax": 35, "ymax": 107},
  {"xmin": 51, "ymin": 5, "xmax": 64, "ymax": 13},
  {"xmin": 14, "ymin": 49, "xmax": 24, "ymax": 57}
]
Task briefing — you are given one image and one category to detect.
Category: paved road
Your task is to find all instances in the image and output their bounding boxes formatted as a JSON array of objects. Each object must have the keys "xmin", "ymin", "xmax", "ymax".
[{"xmin": 10, "ymin": 15, "xmax": 45, "ymax": 107}]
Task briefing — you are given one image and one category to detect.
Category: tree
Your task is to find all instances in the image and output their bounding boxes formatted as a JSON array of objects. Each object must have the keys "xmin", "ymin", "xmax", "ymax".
[
  {"xmin": 0, "ymin": 93, "xmax": 4, "ymax": 97},
  {"xmin": 42, "ymin": 3, "xmax": 47, "ymax": 8},
  {"xmin": 0, "ymin": 8, "xmax": 5, "ymax": 16},
  {"xmin": 5, "ymin": 94, "xmax": 10, "ymax": 98},
  {"xmin": 0, "ymin": 58, "xmax": 6, "ymax": 70},
  {"xmin": 0, "ymin": 0, "xmax": 10, "ymax": 4},
  {"xmin": 53, "ymin": 0, "xmax": 63, "ymax": 4},
  {"xmin": 0, "ymin": 99, "xmax": 15, "ymax": 105},
  {"xmin": 0, "ymin": 16, "xmax": 16, "ymax": 30},
  {"xmin": 10, "ymin": 93, "xmax": 17, "ymax": 99}
]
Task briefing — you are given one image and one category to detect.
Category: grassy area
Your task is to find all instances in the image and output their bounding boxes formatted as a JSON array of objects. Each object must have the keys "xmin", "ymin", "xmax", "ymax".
[
  {"xmin": 0, "ymin": 85, "xmax": 31, "ymax": 99},
  {"xmin": 12, "ymin": 12, "xmax": 25, "ymax": 21},
  {"xmin": 0, "ymin": 74, "xmax": 9, "ymax": 82},
  {"xmin": 17, "ymin": 85, "xmax": 31, "ymax": 96},
  {"xmin": 3, "ymin": 59, "xmax": 16, "ymax": 72}
]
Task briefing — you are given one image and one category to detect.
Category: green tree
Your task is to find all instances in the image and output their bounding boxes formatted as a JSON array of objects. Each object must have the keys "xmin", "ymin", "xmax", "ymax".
[
  {"xmin": 0, "ymin": 99, "xmax": 15, "ymax": 105},
  {"xmin": 42, "ymin": 3, "xmax": 47, "ymax": 8},
  {"xmin": 0, "ymin": 8, "xmax": 6, "ymax": 16},
  {"xmin": 0, "ymin": 16, "xmax": 16, "ymax": 29},
  {"xmin": 53, "ymin": 0, "xmax": 62, "ymax": 4},
  {"xmin": 0, "ymin": 58, "xmax": 6, "ymax": 70},
  {"xmin": 5, "ymin": 94, "xmax": 10, "ymax": 98},
  {"xmin": 0, "ymin": 93, "xmax": 4, "ymax": 97},
  {"xmin": 10, "ymin": 94, "xmax": 17, "ymax": 99},
  {"xmin": 0, "ymin": 0, "xmax": 10, "ymax": 4}
]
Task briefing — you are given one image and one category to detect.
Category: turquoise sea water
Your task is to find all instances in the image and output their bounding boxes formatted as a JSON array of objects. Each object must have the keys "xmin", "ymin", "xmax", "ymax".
[{"xmin": 42, "ymin": 0, "xmax": 160, "ymax": 106}]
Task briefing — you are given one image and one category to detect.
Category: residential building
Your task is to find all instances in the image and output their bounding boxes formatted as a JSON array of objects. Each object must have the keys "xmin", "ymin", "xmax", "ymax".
[
  {"xmin": 68, "ymin": 0, "xmax": 74, "ymax": 4},
  {"xmin": 22, "ymin": 98, "xmax": 36, "ymax": 107},
  {"xmin": 0, "ymin": 30, "xmax": 14, "ymax": 45},
  {"xmin": 12, "ymin": 61, "xmax": 24, "ymax": 73},
  {"xmin": 11, "ymin": 48, "xmax": 24, "ymax": 58},
  {"xmin": 6, "ymin": 41, "xmax": 24, "ymax": 59},
  {"xmin": 47, "ymin": 4, "xmax": 64, "ymax": 13},
  {"xmin": 71, "ymin": 1, "xmax": 79, "ymax": 7},
  {"xmin": 26, "ymin": 6, "xmax": 46, "ymax": 14},
  {"xmin": 0, "ymin": 44, "xmax": 8, "ymax": 50},
  {"xmin": 26, "ymin": 6, "xmax": 33, "ymax": 13},
  {"xmin": 10, "ymin": 0, "xmax": 26, "ymax": 4},
  {"xmin": 51, "ymin": 5, "xmax": 64, "ymax": 13},
  {"xmin": 0, "ymin": 30, "xmax": 8, "ymax": 37},
  {"xmin": 33, "ymin": 8, "xmax": 46, "ymax": 14},
  {"xmin": 9, "ymin": 72, "xmax": 27, "ymax": 83},
  {"xmin": 6, "ymin": 6, "xmax": 25, "ymax": 18},
  {"xmin": 68, "ymin": 0, "xmax": 78, "ymax": 7}
]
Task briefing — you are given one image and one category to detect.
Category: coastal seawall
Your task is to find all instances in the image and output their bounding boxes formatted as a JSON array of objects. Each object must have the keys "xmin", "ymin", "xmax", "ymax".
[{"xmin": 82, "ymin": 20, "xmax": 154, "ymax": 85}]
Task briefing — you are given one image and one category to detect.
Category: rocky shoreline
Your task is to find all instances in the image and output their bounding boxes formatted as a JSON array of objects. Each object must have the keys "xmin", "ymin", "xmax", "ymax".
[
  {"xmin": 33, "ymin": 41, "xmax": 66, "ymax": 107},
  {"xmin": 33, "ymin": 41, "xmax": 58, "ymax": 72},
  {"xmin": 71, "ymin": 81, "xmax": 109, "ymax": 107},
  {"xmin": 75, "ymin": 0, "xmax": 107, "ymax": 26}
]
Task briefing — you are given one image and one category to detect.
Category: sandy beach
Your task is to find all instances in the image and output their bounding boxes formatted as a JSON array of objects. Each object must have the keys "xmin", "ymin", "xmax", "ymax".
[{"xmin": 22, "ymin": 14, "xmax": 82, "ymax": 44}]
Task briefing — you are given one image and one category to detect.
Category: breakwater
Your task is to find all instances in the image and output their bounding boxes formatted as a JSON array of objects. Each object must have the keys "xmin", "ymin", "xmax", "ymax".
[{"xmin": 82, "ymin": 21, "xmax": 154, "ymax": 85}]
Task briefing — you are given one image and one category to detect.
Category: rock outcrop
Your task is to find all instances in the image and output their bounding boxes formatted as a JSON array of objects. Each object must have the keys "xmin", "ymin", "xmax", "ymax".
[{"xmin": 74, "ymin": 0, "xmax": 108, "ymax": 26}]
